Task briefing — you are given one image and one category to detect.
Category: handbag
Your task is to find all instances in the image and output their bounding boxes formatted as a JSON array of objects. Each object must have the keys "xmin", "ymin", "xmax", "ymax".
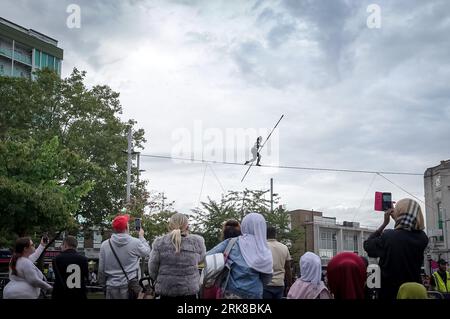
[
  {"xmin": 108, "ymin": 240, "xmax": 141, "ymax": 299},
  {"xmin": 200, "ymin": 237, "xmax": 238, "ymax": 299},
  {"xmin": 137, "ymin": 277, "xmax": 155, "ymax": 299}
]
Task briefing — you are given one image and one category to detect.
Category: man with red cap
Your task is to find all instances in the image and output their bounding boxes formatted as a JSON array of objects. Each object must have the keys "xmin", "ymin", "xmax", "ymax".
[{"xmin": 98, "ymin": 214, "xmax": 151, "ymax": 299}]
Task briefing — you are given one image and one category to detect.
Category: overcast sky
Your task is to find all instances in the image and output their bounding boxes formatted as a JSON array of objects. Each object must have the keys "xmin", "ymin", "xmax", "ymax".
[{"xmin": 3, "ymin": 0, "xmax": 450, "ymax": 228}]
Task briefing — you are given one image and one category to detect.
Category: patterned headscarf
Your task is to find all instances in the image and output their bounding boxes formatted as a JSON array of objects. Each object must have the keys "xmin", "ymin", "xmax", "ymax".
[{"xmin": 392, "ymin": 198, "xmax": 425, "ymax": 231}]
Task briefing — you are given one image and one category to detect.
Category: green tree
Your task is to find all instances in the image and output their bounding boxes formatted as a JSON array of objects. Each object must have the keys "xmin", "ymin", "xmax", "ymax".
[
  {"xmin": 0, "ymin": 69, "xmax": 148, "ymax": 234},
  {"xmin": 191, "ymin": 189, "xmax": 304, "ymax": 251},
  {"xmin": 0, "ymin": 137, "xmax": 95, "ymax": 247},
  {"xmin": 139, "ymin": 192, "xmax": 177, "ymax": 242}
]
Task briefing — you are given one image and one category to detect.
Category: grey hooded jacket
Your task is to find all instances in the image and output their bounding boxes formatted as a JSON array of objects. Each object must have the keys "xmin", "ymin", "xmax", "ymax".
[{"xmin": 98, "ymin": 233, "xmax": 151, "ymax": 287}]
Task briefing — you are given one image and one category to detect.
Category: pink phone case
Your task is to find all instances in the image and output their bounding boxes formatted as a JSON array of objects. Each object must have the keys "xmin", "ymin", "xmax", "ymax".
[{"xmin": 374, "ymin": 192, "xmax": 383, "ymax": 211}]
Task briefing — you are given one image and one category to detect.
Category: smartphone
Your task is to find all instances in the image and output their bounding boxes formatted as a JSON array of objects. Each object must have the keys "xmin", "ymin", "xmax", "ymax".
[
  {"xmin": 375, "ymin": 192, "xmax": 393, "ymax": 211},
  {"xmin": 135, "ymin": 218, "xmax": 141, "ymax": 231},
  {"xmin": 382, "ymin": 192, "xmax": 393, "ymax": 210},
  {"xmin": 42, "ymin": 233, "xmax": 49, "ymax": 244}
]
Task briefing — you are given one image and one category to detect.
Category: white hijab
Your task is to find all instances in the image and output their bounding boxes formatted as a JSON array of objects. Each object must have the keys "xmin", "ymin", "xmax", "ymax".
[
  {"xmin": 300, "ymin": 252, "xmax": 322, "ymax": 285},
  {"xmin": 239, "ymin": 213, "xmax": 273, "ymax": 274}
]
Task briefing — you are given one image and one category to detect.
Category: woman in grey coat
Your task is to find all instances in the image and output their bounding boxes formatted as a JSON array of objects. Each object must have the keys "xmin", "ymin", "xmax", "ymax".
[{"xmin": 148, "ymin": 213, "xmax": 206, "ymax": 299}]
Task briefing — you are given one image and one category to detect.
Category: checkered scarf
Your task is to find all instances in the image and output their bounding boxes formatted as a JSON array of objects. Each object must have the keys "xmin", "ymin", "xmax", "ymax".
[{"xmin": 394, "ymin": 198, "xmax": 425, "ymax": 231}]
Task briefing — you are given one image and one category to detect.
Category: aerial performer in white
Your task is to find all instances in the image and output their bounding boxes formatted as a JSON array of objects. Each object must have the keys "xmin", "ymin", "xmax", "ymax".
[
  {"xmin": 241, "ymin": 115, "xmax": 284, "ymax": 183},
  {"xmin": 244, "ymin": 136, "xmax": 263, "ymax": 167}
]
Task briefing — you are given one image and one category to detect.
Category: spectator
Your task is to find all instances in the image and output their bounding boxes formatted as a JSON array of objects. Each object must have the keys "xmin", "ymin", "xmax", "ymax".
[
  {"xmin": 99, "ymin": 214, "xmax": 151, "ymax": 299},
  {"xmin": 263, "ymin": 226, "xmax": 292, "ymax": 299},
  {"xmin": 397, "ymin": 282, "xmax": 428, "ymax": 299},
  {"xmin": 222, "ymin": 219, "xmax": 241, "ymax": 240},
  {"xmin": 430, "ymin": 259, "xmax": 450, "ymax": 293},
  {"xmin": 287, "ymin": 252, "xmax": 331, "ymax": 299},
  {"xmin": 207, "ymin": 212, "xmax": 273, "ymax": 299},
  {"xmin": 364, "ymin": 198, "xmax": 428, "ymax": 300},
  {"xmin": 3, "ymin": 236, "xmax": 52, "ymax": 299},
  {"xmin": 52, "ymin": 235, "xmax": 89, "ymax": 299},
  {"xmin": 422, "ymin": 274, "xmax": 431, "ymax": 290},
  {"xmin": 327, "ymin": 252, "xmax": 367, "ymax": 299},
  {"xmin": 148, "ymin": 212, "xmax": 206, "ymax": 299}
]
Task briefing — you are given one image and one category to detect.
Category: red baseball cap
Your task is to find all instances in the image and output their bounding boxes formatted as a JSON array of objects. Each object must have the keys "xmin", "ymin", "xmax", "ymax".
[{"xmin": 112, "ymin": 214, "xmax": 130, "ymax": 232}]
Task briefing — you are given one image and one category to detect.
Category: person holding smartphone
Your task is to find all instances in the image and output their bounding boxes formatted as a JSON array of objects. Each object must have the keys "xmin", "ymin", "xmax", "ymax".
[
  {"xmin": 3, "ymin": 236, "xmax": 52, "ymax": 299},
  {"xmin": 363, "ymin": 198, "xmax": 428, "ymax": 300},
  {"xmin": 98, "ymin": 214, "xmax": 151, "ymax": 299}
]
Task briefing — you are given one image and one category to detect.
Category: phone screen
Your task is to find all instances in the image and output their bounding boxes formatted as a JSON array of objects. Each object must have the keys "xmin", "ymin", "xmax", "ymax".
[
  {"xmin": 382, "ymin": 193, "xmax": 392, "ymax": 210},
  {"xmin": 135, "ymin": 218, "xmax": 141, "ymax": 231}
]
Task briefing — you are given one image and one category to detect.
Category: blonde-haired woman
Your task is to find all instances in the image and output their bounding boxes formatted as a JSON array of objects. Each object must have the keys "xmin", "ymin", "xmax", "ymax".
[
  {"xmin": 148, "ymin": 213, "xmax": 206, "ymax": 299},
  {"xmin": 364, "ymin": 198, "xmax": 428, "ymax": 300}
]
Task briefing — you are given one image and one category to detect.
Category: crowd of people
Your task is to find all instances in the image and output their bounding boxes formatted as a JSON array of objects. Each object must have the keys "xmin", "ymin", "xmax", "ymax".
[{"xmin": 1, "ymin": 197, "xmax": 449, "ymax": 300}]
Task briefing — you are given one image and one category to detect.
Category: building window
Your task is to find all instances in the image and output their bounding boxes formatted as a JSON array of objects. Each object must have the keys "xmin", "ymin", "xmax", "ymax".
[
  {"xmin": 41, "ymin": 52, "xmax": 48, "ymax": 68},
  {"xmin": 48, "ymin": 55, "xmax": 55, "ymax": 70},
  {"xmin": 35, "ymin": 50, "xmax": 41, "ymax": 67},
  {"xmin": 343, "ymin": 232, "xmax": 359, "ymax": 252},
  {"xmin": 438, "ymin": 202, "xmax": 444, "ymax": 242},
  {"xmin": 56, "ymin": 59, "xmax": 61, "ymax": 75},
  {"xmin": 319, "ymin": 229, "xmax": 337, "ymax": 258}
]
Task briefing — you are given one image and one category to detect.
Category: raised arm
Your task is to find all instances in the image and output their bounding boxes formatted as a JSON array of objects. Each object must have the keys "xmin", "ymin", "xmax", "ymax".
[
  {"xmin": 135, "ymin": 228, "xmax": 151, "ymax": 258},
  {"xmin": 29, "ymin": 244, "xmax": 45, "ymax": 263},
  {"xmin": 364, "ymin": 210, "xmax": 393, "ymax": 258}
]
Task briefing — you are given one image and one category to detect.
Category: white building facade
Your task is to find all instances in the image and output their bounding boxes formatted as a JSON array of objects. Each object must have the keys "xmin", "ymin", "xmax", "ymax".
[{"xmin": 424, "ymin": 160, "xmax": 450, "ymax": 270}]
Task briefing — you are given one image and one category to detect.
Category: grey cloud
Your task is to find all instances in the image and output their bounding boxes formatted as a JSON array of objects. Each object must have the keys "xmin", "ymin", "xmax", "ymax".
[
  {"xmin": 266, "ymin": 22, "xmax": 297, "ymax": 49},
  {"xmin": 184, "ymin": 31, "xmax": 213, "ymax": 44},
  {"xmin": 255, "ymin": 6, "xmax": 298, "ymax": 49},
  {"xmin": 3, "ymin": 0, "xmax": 449, "ymax": 227},
  {"xmin": 281, "ymin": 0, "xmax": 359, "ymax": 71},
  {"xmin": 2, "ymin": 0, "xmax": 153, "ymax": 72}
]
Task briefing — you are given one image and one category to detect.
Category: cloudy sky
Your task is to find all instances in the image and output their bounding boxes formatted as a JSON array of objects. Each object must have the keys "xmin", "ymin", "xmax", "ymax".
[{"xmin": 3, "ymin": 0, "xmax": 450, "ymax": 228}]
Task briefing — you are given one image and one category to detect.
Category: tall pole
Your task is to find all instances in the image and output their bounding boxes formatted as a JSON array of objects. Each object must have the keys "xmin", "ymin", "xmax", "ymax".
[
  {"xmin": 126, "ymin": 128, "xmax": 132, "ymax": 204},
  {"xmin": 241, "ymin": 190, "xmax": 246, "ymax": 217},
  {"xmin": 270, "ymin": 178, "xmax": 273, "ymax": 213},
  {"xmin": 136, "ymin": 152, "xmax": 140, "ymax": 184},
  {"xmin": 162, "ymin": 192, "xmax": 165, "ymax": 211}
]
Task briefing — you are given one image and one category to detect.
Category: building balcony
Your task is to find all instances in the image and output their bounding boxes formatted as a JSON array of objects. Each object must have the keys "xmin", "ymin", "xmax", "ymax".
[
  {"xmin": 13, "ymin": 52, "xmax": 32, "ymax": 66},
  {"xmin": 0, "ymin": 47, "xmax": 12, "ymax": 59},
  {"xmin": 13, "ymin": 69, "xmax": 30, "ymax": 78},
  {"xmin": 0, "ymin": 48, "xmax": 32, "ymax": 66}
]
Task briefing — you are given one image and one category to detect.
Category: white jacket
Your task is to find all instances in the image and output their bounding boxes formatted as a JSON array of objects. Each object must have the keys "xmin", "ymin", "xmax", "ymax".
[{"xmin": 3, "ymin": 244, "xmax": 52, "ymax": 299}]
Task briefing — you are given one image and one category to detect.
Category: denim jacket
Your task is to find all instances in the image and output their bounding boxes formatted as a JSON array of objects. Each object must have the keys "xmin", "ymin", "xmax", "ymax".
[{"xmin": 207, "ymin": 238, "xmax": 272, "ymax": 299}]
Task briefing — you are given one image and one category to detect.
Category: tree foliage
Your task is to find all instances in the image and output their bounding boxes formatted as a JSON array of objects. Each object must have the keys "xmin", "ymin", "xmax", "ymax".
[
  {"xmin": 0, "ymin": 69, "xmax": 148, "ymax": 245},
  {"xmin": 0, "ymin": 137, "xmax": 95, "ymax": 246},
  {"xmin": 190, "ymin": 189, "xmax": 304, "ymax": 251},
  {"xmin": 133, "ymin": 191, "xmax": 176, "ymax": 242}
]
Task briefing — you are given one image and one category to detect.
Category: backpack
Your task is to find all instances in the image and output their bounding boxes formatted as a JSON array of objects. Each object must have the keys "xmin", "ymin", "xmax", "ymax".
[{"xmin": 200, "ymin": 237, "xmax": 238, "ymax": 299}]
